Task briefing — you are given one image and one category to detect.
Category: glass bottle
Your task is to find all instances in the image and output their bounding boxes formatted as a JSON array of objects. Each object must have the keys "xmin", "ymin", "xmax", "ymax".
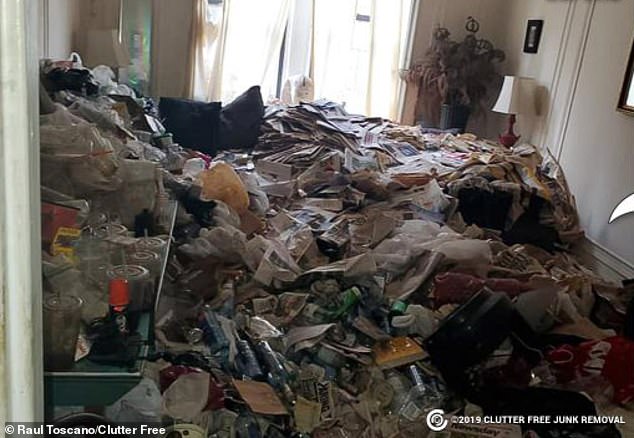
[{"xmin": 397, "ymin": 365, "xmax": 441, "ymax": 421}]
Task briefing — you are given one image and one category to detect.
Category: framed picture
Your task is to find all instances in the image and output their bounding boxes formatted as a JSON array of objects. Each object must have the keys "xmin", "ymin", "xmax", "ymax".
[
  {"xmin": 523, "ymin": 20, "xmax": 543, "ymax": 54},
  {"xmin": 618, "ymin": 37, "xmax": 634, "ymax": 115}
]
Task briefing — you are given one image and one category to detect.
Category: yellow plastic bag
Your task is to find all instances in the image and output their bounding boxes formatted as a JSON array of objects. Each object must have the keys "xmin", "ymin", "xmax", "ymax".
[{"xmin": 198, "ymin": 161, "xmax": 249, "ymax": 215}]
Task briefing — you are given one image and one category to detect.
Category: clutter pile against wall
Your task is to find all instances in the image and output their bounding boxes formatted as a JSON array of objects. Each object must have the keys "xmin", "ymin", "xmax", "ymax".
[{"xmin": 39, "ymin": 59, "xmax": 633, "ymax": 438}]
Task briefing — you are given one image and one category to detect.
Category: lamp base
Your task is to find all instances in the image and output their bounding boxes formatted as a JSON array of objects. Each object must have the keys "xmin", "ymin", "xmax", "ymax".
[{"xmin": 499, "ymin": 114, "xmax": 520, "ymax": 148}]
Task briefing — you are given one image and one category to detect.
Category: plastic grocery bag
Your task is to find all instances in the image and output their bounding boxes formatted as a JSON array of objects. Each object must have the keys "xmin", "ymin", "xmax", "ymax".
[
  {"xmin": 372, "ymin": 220, "xmax": 444, "ymax": 273},
  {"xmin": 40, "ymin": 124, "xmax": 115, "ymax": 155},
  {"xmin": 197, "ymin": 162, "xmax": 250, "ymax": 215},
  {"xmin": 180, "ymin": 225, "xmax": 247, "ymax": 263},
  {"xmin": 239, "ymin": 171, "xmax": 270, "ymax": 216},
  {"xmin": 162, "ymin": 372, "xmax": 210, "ymax": 421},
  {"xmin": 105, "ymin": 378, "xmax": 162, "ymax": 423},
  {"xmin": 432, "ymin": 239, "xmax": 492, "ymax": 265}
]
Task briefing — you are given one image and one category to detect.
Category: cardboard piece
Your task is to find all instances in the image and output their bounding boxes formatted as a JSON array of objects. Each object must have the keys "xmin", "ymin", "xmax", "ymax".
[{"xmin": 232, "ymin": 379, "xmax": 288, "ymax": 416}]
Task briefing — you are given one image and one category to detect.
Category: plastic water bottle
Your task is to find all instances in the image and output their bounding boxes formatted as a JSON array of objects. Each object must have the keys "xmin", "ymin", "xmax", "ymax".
[
  {"xmin": 254, "ymin": 340, "xmax": 295, "ymax": 402},
  {"xmin": 199, "ymin": 308, "xmax": 229, "ymax": 364},
  {"xmin": 235, "ymin": 336, "xmax": 264, "ymax": 381}
]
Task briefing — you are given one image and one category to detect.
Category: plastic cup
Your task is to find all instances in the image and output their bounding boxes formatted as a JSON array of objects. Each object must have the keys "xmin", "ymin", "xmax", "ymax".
[{"xmin": 43, "ymin": 295, "xmax": 83, "ymax": 371}]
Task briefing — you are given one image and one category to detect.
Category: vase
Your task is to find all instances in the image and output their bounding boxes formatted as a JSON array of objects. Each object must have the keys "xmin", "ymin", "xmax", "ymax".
[{"xmin": 440, "ymin": 104, "xmax": 471, "ymax": 133}]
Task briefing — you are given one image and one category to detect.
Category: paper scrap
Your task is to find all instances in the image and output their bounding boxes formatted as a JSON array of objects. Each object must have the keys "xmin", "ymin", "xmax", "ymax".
[
  {"xmin": 232, "ymin": 379, "xmax": 288, "ymax": 416},
  {"xmin": 286, "ymin": 324, "xmax": 335, "ymax": 352},
  {"xmin": 294, "ymin": 396, "xmax": 322, "ymax": 433}
]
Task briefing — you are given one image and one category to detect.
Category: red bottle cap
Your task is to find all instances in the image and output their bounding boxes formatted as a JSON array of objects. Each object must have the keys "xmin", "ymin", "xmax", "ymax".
[{"xmin": 109, "ymin": 278, "xmax": 130, "ymax": 307}]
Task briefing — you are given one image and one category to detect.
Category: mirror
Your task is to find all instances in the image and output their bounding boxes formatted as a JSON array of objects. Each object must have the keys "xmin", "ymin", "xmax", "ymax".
[{"xmin": 618, "ymin": 38, "xmax": 634, "ymax": 114}]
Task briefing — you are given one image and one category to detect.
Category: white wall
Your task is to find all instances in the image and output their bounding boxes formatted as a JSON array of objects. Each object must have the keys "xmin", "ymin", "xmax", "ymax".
[
  {"xmin": 558, "ymin": 1, "xmax": 634, "ymax": 265},
  {"xmin": 150, "ymin": 0, "xmax": 194, "ymax": 98},
  {"xmin": 39, "ymin": 0, "xmax": 79, "ymax": 59},
  {"xmin": 505, "ymin": 0, "xmax": 634, "ymax": 267}
]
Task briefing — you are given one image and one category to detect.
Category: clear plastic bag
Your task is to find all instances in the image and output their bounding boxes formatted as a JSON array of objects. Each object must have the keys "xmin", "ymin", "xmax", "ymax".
[
  {"xmin": 69, "ymin": 98, "xmax": 125, "ymax": 133},
  {"xmin": 180, "ymin": 225, "xmax": 247, "ymax": 263},
  {"xmin": 89, "ymin": 159, "xmax": 157, "ymax": 227},
  {"xmin": 372, "ymin": 220, "xmax": 443, "ymax": 273},
  {"xmin": 213, "ymin": 201, "xmax": 241, "ymax": 229},
  {"xmin": 40, "ymin": 103, "xmax": 89, "ymax": 126},
  {"xmin": 239, "ymin": 171, "xmax": 270, "ymax": 216},
  {"xmin": 41, "ymin": 152, "xmax": 123, "ymax": 197},
  {"xmin": 40, "ymin": 124, "xmax": 115, "ymax": 155}
]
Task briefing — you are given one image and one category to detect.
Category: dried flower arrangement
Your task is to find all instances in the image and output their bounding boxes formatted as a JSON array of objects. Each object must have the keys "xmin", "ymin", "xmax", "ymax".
[{"xmin": 402, "ymin": 17, "xmax": 505, "ymax": 130}]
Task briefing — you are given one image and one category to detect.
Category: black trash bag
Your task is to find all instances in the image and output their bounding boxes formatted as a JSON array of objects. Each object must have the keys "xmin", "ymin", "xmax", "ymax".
[
  {"xmin": 219, "ymin": 85, "xmax": 264, "ymax": 150},
  {"xmin": 456, "ymin": 187, "xmax": 513, "ymax": 231},
  {"xmin": 158, "ymin": 98, "xmax": 221, "ymax": 155},
  {"xmin": 44, "ymin": 67, "xmax": 99, "ymax": 95},
  {"xmin": 475, "ymin": 387, "xmax": 622, "ymax": 438},
  {"xmin": 503, "ymin": 194, "xmax": 561, "ymax": 252}
]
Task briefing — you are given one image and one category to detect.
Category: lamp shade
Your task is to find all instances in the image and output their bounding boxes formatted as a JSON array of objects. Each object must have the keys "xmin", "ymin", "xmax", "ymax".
[
  {"xmin": 83, "ymin": 30, "xmax": 131, "ymax": 68},
  {"xmin": 492, "ymin": 76, "xmax": 536, "ymax": 115}
]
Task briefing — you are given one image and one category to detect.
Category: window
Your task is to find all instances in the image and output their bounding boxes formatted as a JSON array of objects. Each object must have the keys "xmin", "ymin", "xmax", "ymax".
[{"xmin": 194, "ymin": 0, "xmax": 416, "ymax": 120}]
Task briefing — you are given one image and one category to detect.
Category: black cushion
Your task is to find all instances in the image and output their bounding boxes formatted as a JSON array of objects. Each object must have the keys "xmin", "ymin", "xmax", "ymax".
[
  {"xmin": 219, "ymin": 85, "xmax": 264, "ymax": 150},
  {"xmin": 159, "ymin": 98, "xmax": 221, "ymax": 155}
]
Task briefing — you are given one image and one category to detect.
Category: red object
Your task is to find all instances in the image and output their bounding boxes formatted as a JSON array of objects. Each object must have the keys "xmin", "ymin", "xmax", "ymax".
[
  {"xmin": 434, "ymin": 272, "xmax": 529, "ymax": 307},
  {"xmin": 485, "ymin": 278, "xmax": 526, "ymax": 296},
  {"xmin": 434, "ymin": 272, "xmax": 484, "ymax": 306},
  {"xmin": 41, "ymin": 202, "xmax": 79, "ymax": 248},
  {"xmin": 499, "ymin": 114, "xmax": 520, "ymax": 147},
  {"xmin": 108, "ymin": 278, "xmax": 130, "ymax": 308},
  {"xmin": 546, "ymin": 336, "xmax": 634, "ymax": 404}
]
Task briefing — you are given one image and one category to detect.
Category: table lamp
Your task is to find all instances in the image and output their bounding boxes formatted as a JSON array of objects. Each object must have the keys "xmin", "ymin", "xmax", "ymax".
[{"xmin": 492, "ymin": 76, "xmax": 536, "ymax": 147}]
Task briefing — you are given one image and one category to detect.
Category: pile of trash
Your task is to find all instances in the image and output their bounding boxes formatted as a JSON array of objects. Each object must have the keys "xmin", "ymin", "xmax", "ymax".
[{"xmin": 39, "ymin": 59, "xmax": 633, "ymax": 437}]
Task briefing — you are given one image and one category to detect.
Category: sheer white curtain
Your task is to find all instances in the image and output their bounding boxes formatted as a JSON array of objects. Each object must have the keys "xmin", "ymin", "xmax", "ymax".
[
  {"xmin": 190, "ymin": 0, "xmax": 290, "ymax": 103},
  {"xmin": 312, "ymin": 0, "xmax": 414, "ymax": 120},
  {"xmin": 189, "ymin": 0, "xmax": 414, "ymax": 117},
  {"xmin": 220, "ymin": 0, "xmax": 290, "ymax": 103},
  {"xmin": 187, "ymin": 0, "xmax": 226, "ymax": 100}
]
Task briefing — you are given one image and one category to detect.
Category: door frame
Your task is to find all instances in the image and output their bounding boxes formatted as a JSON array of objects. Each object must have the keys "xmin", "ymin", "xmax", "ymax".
[{"xmin": 0, "ymin": 0, "xmax": 44, "ymax": 422}]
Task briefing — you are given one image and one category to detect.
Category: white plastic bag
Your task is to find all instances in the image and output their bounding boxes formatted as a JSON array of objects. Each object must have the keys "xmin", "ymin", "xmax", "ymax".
[
  {"xmin": 180, "ymin": 225, "xmax": 247, "ymax": 262},
  {"xmin": 213, "ymin": 201, "xmax": 241, "ymax": 229},
  {"xmin": 183, "ymin": 158, "xmax": 207, "ymax": 179},
  {"xmin": 239, "ymin": 171, "xmax": 270, "ymax": 216},
  {"xmin": 162, "ymin": 372, "xmax": 210, "ymax": 421},
  {"xmin": 372, "ymin": 220, "xmax": 443, "ymax": 273},
  {"xmin": 432, "ymin": 239, "xmax": 492, "ymax": 265},
  {"xmin": 105, "ymin": 378, "xmax": 162, "ymax": 423}
]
